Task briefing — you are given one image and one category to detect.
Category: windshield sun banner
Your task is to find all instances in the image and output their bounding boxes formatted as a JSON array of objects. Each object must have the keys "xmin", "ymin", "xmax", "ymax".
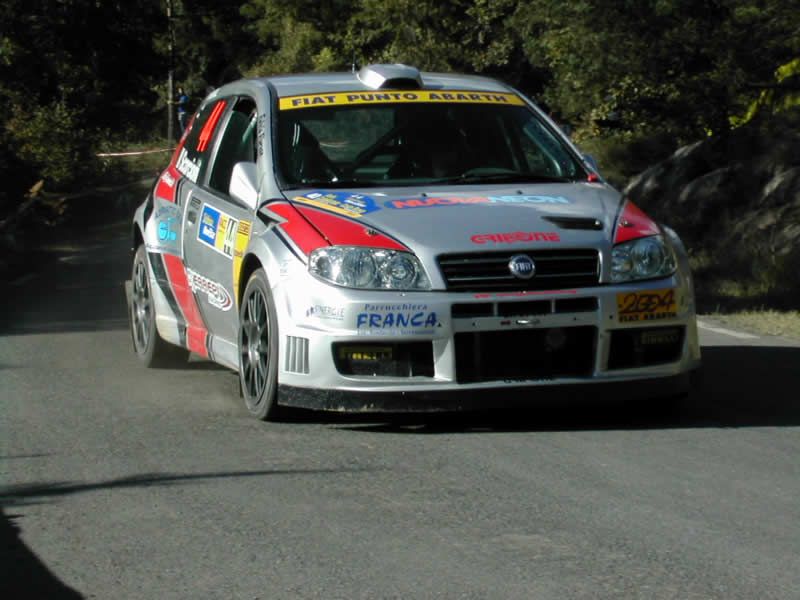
[{"xmin": 278, "ymin": 90, "xmax": 526, "ymax": 111}]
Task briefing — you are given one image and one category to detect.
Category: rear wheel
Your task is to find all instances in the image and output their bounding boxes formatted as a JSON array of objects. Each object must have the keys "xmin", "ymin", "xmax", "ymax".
[
  {"xmin": 130, "ymin": 245, "xmax": 188, "ymax": 368},
  {"xmin": 238, "ymin": 269, "xmax": 280, "ymax": 420}
]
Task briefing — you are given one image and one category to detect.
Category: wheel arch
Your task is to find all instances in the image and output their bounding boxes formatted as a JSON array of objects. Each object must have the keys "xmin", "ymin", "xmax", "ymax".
[
  {"xmin": 133, "ymin": 223, "xmax": 144, "ymax": 251},
  {"xmin": 238, "ymin": 253, "xmax": 264, "ymax": 308}
]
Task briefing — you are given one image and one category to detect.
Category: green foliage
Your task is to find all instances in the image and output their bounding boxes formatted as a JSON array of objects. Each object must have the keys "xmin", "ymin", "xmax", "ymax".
[
  {"xmin": 511, "ymin": 0, "xmax": 800, "ymax": 141},
  {"xmin": 6, "ymin": 101, "xmax": 96, "ymax": 188},
  {"xmin": 0, "ymin": 0, "xmax": 798, "ymax": 220}
]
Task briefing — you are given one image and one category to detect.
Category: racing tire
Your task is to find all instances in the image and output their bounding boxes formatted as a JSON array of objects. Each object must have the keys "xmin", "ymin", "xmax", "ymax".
[
  {"xmin": 130, "ymin": 245, "xmax": 189, "ymax": 368},
  {"xmin": 238, "ymin": 269, "xmax": 280, "ymax": 420}
]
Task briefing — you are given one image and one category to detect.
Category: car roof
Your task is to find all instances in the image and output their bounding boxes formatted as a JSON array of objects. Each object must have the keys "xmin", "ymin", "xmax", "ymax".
[{"xmin": 226, "ymin": 65, "xmax": 515, "ymax": 98}]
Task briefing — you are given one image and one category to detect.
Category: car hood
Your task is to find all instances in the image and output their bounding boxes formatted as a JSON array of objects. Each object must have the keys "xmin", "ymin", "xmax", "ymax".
[{"xmin": 283, "ymin": 182, "xmax": 621, "ymax": 253}]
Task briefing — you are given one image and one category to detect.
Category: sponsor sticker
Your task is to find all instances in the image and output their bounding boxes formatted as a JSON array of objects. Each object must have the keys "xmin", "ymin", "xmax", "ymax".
[
  {"xmin": 356, "ymin": 302, "xmax": 439, "ymax": 335},
  {"xmin": 385, "ymin": 195, "xmax": 570, "ymax": 210},
  {"xmin": 306, "ymin": 305, "xmax": 345, "ymax": 321},
  {"xmin": 146, "ymin": 203, "xmax": 182, "ymax": 253},
  {"xmin": 232, "ymin": 220, "xmax": 252, "ymax": 304},
  {"xmin": 197, "ymin": 204, "xmax": 241, "ymax": 260},
  {"xmin": 186, "ymin": 268, "xmax": 233, "ymax": 311},
  {"xmin": 279, "ymin": 90, "xmax": 526, "ymax": 111},
  {"xmin": 616, "ymin": 289, "xmax": 678, "ymax": 323},
  {"xmin": 292, "ymin": 191, "xmax": 381, "ymax": 218},
  {"xmin": 471, "ymin": 231, "xmax": 560, "ymax": 244}
]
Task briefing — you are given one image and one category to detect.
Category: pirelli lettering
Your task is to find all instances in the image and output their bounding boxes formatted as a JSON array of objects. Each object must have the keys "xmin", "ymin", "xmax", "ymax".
[{"xmin": 279, "ymin": 90, "xmax": 526, "ymax": 111}]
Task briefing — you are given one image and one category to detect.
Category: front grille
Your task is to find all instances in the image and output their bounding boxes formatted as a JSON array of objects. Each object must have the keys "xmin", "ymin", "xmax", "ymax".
[
  {"xmin": 455, "ymin": 326, "xmax": 597, "ymax": 383},
  {"xmin": 437, "ymin": 249, "xmax": 600, "ymax": 292}
]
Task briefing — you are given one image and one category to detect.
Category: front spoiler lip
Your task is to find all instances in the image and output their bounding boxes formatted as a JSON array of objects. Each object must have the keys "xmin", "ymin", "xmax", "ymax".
[{"xmin": 277, "ymin": 371, "xmax": 697, "ymax": 413}]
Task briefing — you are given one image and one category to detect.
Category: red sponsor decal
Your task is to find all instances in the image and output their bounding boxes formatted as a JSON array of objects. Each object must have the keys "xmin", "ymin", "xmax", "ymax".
[
  {"xmin": 154, "ymin": 164, "xmax": 181, "ymax": 203},
  {"xmin": 613, "ymin": 200, "xmax": 660, "ymax": 244},
  {"xmin": 388, "ymin": 196, "xmax": 489, "ymax": 209},
  {"xmin": 162, "ymin": 254, "xmax": 209, "ymax": 357},
  {"xmin": 470, "ymin": 231, "xmax": 560, "ymax": 244},
  {"xmin": 196, "ymin": 100, "xmax": 227, "ymax": 153}
]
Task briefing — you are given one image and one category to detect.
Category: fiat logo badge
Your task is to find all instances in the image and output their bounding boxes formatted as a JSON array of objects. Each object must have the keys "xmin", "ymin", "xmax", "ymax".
[{"xmin": 508, "ymin": 254, "xmax": 536, "ymax": 279}]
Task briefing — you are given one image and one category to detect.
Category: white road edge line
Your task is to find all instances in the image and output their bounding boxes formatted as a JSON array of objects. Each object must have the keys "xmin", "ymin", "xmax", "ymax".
[{"xmin": 697, "ymin": 319, "xmax": 759, "ymax": 340}]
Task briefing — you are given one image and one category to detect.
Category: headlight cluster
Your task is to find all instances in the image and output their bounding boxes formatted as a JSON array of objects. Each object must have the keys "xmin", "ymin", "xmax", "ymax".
[
  {"xmin": 611, "ymin": 235, "xmax": 677, "ymax": 283},
  {"xmin": 309, "ymin": 246, "xmax": 431, "ymax": 290}
]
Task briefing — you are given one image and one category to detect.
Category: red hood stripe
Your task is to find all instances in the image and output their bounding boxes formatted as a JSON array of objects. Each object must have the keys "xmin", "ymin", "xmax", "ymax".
[
  {"xmin": 267, "ymin": 202, "xmax": 329, "ymax": 256},
  {"xmin": 613, "ymin": 200, "xmax": 661, "ymax": 244},
  {"xmin": 293, "ymin": 205, "xmax": 408, "ymax": 251}
]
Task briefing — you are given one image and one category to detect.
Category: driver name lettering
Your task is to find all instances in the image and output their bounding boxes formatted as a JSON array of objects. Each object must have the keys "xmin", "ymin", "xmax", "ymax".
[{"xmin": 176, "ymin": 147, "xmax": 200, "ymax": 183}]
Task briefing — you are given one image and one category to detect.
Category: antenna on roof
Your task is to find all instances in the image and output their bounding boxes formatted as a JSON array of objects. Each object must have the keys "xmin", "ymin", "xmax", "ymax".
[{"xmin": 351, "ymin": 53, "xmax": 358, "ymax": 73}]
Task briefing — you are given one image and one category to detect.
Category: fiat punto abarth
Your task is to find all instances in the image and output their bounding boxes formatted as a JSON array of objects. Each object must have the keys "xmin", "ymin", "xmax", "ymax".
[{"xmin": 127, "ymin": 64, "xmax": 701, "ymax": 419}]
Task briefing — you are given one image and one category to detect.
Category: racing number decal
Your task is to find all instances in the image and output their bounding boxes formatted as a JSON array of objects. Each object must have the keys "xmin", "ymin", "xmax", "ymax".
[
  {"xmin": 223, "ymin": 217, "xmax": 237, "ymax": 256},
  {"xmin": 616, "ymin": 289, "xmax": 678, "ymax": 323}
]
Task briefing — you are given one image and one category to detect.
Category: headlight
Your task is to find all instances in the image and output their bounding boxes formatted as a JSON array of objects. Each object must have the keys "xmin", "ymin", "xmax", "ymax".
[
  {"xmin": 309, "ymin": 246, "xmax": 431, "ymax": 290},
  {"xmin": 611, "ymin": 235, "xmax": 677, "ymax": 282}
]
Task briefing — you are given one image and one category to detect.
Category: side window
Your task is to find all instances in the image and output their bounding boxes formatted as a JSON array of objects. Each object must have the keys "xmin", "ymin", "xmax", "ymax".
[
  {"xmin": 208, "ymin": 98, "xmax": 258, "ymax": 195},
  {"xmin": 519, "ymin": 119, "xmax": 578, "ymax": 178},
  {"xmin": 176, "ymin": 99, "xmax": 228, "ymax": 184}
]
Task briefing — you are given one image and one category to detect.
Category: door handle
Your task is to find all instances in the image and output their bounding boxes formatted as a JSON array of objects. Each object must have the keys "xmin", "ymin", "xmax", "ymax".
[{"xmin": 187, "ymin": 210, "xmax": 197, "ymax": 224}]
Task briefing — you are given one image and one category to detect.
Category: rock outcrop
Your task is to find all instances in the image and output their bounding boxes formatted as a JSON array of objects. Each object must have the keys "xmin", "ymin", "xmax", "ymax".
[{"xmin": 624, "ymin": 113, "xmax": 800, "ymax": 306}]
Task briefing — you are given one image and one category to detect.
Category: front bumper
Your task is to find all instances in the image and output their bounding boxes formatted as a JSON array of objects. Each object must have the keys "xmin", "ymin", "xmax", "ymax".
[
  {"xmin": 273, "ymin": 271, "xmax": 702, "ymax": 410},
  {"xmin": 278, "ymin": 370, "xmax": 697, "ymax": 412}
]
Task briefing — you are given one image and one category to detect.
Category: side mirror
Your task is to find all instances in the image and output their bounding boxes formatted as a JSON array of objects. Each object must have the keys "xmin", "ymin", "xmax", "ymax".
[
  {"xmin": 583, "ymin": 154, "xmax": 600, "ymax": 173},
  {"xmin": 229, "ymin": 162, "xmax": 259, "ymax": 210}
]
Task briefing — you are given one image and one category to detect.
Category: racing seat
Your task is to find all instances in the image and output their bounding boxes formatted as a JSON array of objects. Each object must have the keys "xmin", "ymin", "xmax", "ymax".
[{"xmin": 288, "ymin": 123, "xmax": 338, "ymax": 183}]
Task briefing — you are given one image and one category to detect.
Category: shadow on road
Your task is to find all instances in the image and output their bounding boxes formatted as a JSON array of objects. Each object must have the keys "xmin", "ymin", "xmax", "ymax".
[
  {"xmin": 316, "ymin": 344, "xmax": 800, "ymax": 433},
  {"xmin": 1, "ymin": 509, "xmax": 84, "ymax": 599},
  {"xmin": 0, "ymin": 467, "xmax": 376, "ymax": 508},
  {"xmin": 0, "ymin": 467, "xmax": 376, "ymax": 599}
]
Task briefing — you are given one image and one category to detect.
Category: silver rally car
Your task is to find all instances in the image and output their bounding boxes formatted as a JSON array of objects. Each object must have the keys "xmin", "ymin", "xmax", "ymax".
[{"xmin": 127, "ymin": 64, "xmax": 702, "ymax": 419}]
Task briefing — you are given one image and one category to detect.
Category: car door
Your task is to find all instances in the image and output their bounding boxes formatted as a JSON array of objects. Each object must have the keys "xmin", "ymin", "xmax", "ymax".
[{"xmin": 183, "ymin": 96, "xmax": 259, "ymax": 358}]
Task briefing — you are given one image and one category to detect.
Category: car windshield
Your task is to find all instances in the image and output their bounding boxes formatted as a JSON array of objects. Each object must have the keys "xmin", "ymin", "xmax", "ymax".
[{"xmin": 276, "ymin": 94, "xmax": 585, "ymax": 188}]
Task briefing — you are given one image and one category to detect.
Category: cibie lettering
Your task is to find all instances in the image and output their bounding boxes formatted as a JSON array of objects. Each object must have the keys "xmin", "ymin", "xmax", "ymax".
[
  {"xmin": 471, "ymin": 231, "xmax": 560, "ymax": 244},
  {"xmin": 356, "ymin": 312, "xmax": 438, "ymax": 329}
]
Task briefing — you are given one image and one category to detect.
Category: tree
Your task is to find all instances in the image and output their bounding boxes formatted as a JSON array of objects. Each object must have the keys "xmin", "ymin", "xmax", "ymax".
[{"xmin": 511, "ymin": 0, "xmax": 800, "ymax": 141}]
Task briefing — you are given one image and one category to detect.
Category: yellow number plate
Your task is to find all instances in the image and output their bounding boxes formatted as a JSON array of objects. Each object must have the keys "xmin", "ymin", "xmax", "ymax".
[{"xmin": 616, "ymin": 289, "xmax": 678, "ymax": 323}]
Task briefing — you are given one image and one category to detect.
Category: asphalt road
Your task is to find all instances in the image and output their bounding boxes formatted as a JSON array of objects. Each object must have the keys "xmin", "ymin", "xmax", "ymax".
[{"xmin": 2, "ymin": 208, "xmax": 799, "ymax": 600}]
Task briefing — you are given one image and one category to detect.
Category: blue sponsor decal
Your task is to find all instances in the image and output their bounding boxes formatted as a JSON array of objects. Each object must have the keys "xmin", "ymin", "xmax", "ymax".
[
  {"xmin": 356, "ymin": 312, "xmax": 438, "ymax": 329},
  {"xmin": 158, "ymin": 217, "xmax": 177, "ymax": 242},
  {"xmin": 198, "ymin": 205, "xmax": 220, "ymax": 246},
  {"xmin": 292, "ymin": 191, "xmax": 381, "ymax": 218},
  {"xmin": 356, "ymin": 303, "xmax": 439, "ymax": 334}
]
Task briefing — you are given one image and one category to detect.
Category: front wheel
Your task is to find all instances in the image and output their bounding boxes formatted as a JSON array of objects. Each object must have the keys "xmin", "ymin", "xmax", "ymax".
[
  {"xmin": 130, "ymin": 245, "xmax": 189, "ymax": 367},
  {"xmin": 238, "ymin": 269, "xmax": 280, "ymax": 420}
]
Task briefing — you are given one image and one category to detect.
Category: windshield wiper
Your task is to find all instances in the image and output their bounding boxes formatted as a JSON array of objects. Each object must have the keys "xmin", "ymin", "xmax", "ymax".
[
  {"xmin": 282, "ymin": 179, "xmax": 381, "ymax": 190},
  {"xmin": 430, "ymin": 172, "xmax": 572, "ymax": 185}
]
